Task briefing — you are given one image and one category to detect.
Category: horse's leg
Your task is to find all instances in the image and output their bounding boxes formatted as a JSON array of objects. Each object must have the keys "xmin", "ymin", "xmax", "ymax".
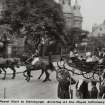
[
  {"xmin": 2, "ymin": 68, "xmax": 6, "ymax": 80},
  {"xmin": 23, "ymin": 65, "xmax": 31, "ymax": 81},
  {"xmin": 38, "ymin": 69, "xmax": 44, "ymax": 79},
  {"xmin": 26, "ymin": 70, "xmax": 31, "ymax": 82},
  {"xmin": 23, "ymin": 70, "xmax": 27, "ymax": 78},
  {"xmin": 43, "ymin": 70, "xmax": 50, "ymax": 82},
  {"xmin": 0, "ymin": 68, "xmax": 2, "ymax": 74},
  {"xmin": 23, "ymin": 69, "xmax": 29, "ymax": 81},
  {"xmin": 11, "ymin": 66, "xmax": 16, "ymax": 79},
  {"xmin": 28, "ymin": 65, "xmax": 33, "ymax": 78},
  {"xmin": 46, "ymin": 69, "xmax": 51, "ymax": 81}
]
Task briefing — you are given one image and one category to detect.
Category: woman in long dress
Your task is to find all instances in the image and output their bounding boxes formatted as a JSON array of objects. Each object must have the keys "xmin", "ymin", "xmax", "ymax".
[{"xmin": 56, "ymin": 65, "xmax": 76, "ymax": 99}]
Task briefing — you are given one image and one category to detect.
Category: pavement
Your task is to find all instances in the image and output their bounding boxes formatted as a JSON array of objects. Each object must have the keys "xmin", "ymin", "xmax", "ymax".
[{"xmin": 0, "ymin": 69, "xmax": 58, "ymax": 99}]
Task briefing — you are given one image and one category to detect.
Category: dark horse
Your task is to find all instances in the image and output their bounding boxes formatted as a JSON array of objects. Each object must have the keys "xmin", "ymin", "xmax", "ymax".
[
  {"xmin": 0, "ymin": 57, "xmax": 20, "ymax": 79},
  {"xmin": 0, "ymin": 36, "xmax": 20, "ymax": 79},
  {"xmin": 20, "ymin": 54, "xmax": 55, "ymax": 82}
]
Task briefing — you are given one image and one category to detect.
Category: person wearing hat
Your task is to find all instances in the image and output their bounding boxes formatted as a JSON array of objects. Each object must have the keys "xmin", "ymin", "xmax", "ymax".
[
  {"xmin": 102, "ymin": 48, "xmax": 105, "ymax": 58},
  {"xmin": 99, "ymin": 72, "xmax": 105, "ymax": 98},
  {"xmin": 89, "ymin": 81, "xmax": 98, "ymax": 99},
  {"xmin": 69, "ymin": 51, "xmax": 74, "ymax": 58},
  {"xmin": 86, "ymin": 52, "xmax": 93, "ymax": 62},
  {"xmin": 92, "ymin": 55, "xmax": 99, "ymax": 62},
  {"xmin": 56, "ymin": 69, "xmax": 76, "ymax": 99},
  {"xmin": 73, "ymin": 50, "xmax": 79, "ymax": 57}
]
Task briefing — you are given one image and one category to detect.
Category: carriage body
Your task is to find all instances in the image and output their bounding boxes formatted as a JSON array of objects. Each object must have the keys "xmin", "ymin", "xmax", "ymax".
[
  {"xmin": 67, "ymin": 56, "xmax": 105, "ymax": 81},
  {"xmin": 70, "ymin": 57, "xmax": 98, "ymax": 72}
]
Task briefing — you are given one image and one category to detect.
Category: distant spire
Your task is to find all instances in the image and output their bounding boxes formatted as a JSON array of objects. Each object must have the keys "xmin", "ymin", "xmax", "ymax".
[
  {"xmin": 73, "ymin": 0, "xmax": 82, "ymax": 18},
  {"xmin": 59, "ymin": 0, "xmax": 71, "ymax": 5},
  {"xmin": 74, "ymin": 0, "xmax": 80, "ymax": 9},
  {"xmin": 63, "ymin": 0, "xmax": 71, "ymax": 5}
]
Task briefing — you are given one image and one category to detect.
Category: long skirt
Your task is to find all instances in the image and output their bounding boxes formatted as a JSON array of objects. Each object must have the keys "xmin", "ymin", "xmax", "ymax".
[{"xmin": 57, "ymin": 81, "xmax": 70, "ymax": 99}]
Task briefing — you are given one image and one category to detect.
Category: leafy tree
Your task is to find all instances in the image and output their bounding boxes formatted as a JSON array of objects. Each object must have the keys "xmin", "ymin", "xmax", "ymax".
[
  {"xmin": 1, "ymin": 0, "xmax": 66, "ymax": 55},
  {"xmin": 67, "ymin": 28, "xmax": 88, "ymax": 51}
]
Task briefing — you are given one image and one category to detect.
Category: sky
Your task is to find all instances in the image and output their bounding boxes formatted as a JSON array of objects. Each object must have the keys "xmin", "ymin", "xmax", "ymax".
[{"xmin": 55, "ymin": 0, "xmax": 105, "ymax": 32}]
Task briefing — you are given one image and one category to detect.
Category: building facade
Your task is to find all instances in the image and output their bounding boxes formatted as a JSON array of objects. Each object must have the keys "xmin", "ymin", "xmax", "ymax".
[
  {"xmin": 59, "ymin": 0, "xmax": 83, "ymax": 30},
  {"xmin": 90, "ymin": 20, "xmax": 105, "ymax": 37}
]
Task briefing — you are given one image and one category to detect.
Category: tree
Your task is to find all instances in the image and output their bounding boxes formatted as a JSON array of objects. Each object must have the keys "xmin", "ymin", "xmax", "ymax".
[
  {"xmin": 1, "ymin": 0, "xmax": 66, "ymax": 55},
  {"xmin": 67, "ymin": 28, "xmax": 88, "ymax": 51}
]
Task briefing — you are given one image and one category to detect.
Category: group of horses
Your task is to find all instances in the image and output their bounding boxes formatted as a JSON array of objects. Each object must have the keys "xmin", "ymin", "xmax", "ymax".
[{"xmin": 0, "ymin": 54, "xmax": 56, "ymax": 82}]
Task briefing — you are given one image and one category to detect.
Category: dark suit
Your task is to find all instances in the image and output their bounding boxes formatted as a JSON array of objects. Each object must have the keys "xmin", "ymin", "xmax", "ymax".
[{"xmin": 58, "ymin": 79, "xmax": 70, "ymax": 99}]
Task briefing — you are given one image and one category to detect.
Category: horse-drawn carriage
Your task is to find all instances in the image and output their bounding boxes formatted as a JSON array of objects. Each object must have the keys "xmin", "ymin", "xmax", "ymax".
[{"xmin": 66, "ymin": 56, "xmax": 105, "ymax": 82}]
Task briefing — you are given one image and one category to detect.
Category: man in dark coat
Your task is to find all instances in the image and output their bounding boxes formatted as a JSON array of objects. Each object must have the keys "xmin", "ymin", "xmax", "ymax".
[
  {"xmin": 99, "ymin": 72, "xmax": 105, "ymax": 98},
  {"xmin": 89, "ymin": 81, "xmax": 98, "ymax": 99},
  {"xmin": 57, "ymin": 68, "xmax": 76, "ymax": 99}
]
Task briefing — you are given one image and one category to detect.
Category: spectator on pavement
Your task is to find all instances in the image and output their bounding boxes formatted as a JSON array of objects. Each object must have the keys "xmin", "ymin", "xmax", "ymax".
[{"xmin": 57, "ymin": 69, "xmax": 76, "ymax": 99}]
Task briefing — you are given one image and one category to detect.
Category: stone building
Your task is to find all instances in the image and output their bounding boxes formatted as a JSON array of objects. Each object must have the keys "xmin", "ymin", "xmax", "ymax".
[
  {"xmin": 59, "ymin": 0, "xmax": 83, "ymax": 30},
  {"xmin": 90, "ymin": 20, "xmax": 105, "ymax": 37}
]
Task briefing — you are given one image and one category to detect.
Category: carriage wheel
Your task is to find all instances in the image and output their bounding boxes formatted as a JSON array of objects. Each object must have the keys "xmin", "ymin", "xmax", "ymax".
[
  {"xmin": 93, "ymin": 72, "xmax": 100, "ymax": 81},
  {"xmin": 82, "ymin": 72, "xmax": 94, "ymax": 79},
  {"xmin": 93, "ymin": 64, "xmax": 104, "ymax": 82},
  {"xmin": 93, "ymin": 70, "xmax": 103, "ymax": 82}
]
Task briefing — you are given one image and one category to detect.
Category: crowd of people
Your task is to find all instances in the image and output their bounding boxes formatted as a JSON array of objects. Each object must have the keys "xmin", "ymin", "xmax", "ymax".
[
  {"xmin": 69, "ymin": 48, "xmax": 105, "ymax": 63},
  {"xmin": 56, "ymin": 48, "xmax": 105, "ymax": 99}
]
